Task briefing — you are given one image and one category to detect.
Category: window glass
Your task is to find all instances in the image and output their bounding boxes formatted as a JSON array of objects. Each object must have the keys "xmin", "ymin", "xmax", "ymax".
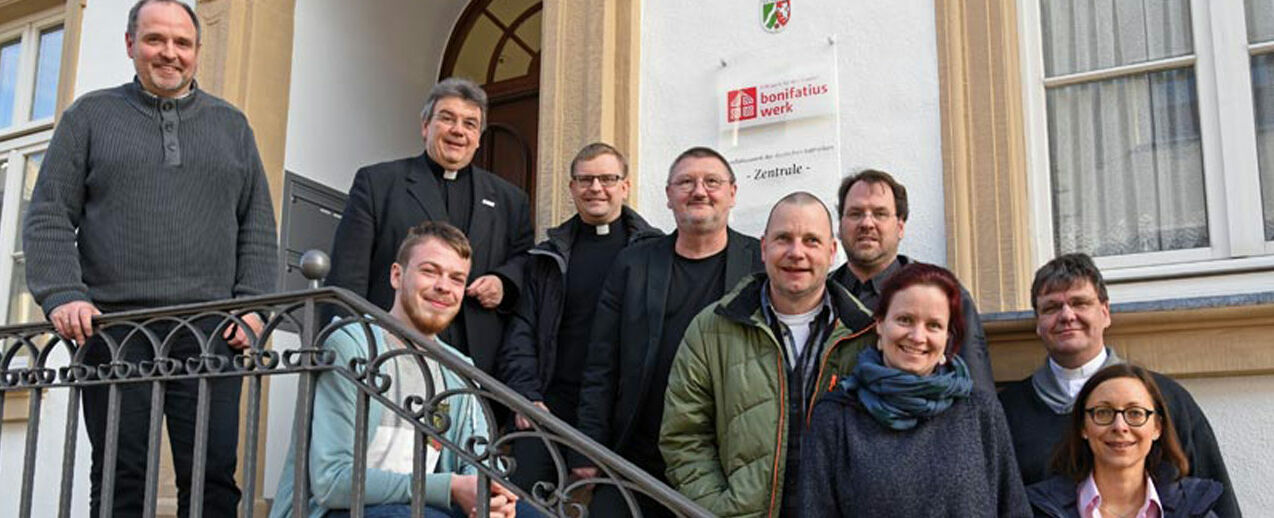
[
  {"xmin": 7, "ymin": 254, "xmax": 41, "ymax": 324},
  {"xmin": 1039, "ymin": 1, "xmax": 1206, "ymax": 257},
  {"xmin": 1047, "ymin": 69, "xmax": 1207, "ymax": 256},
  {"xmin": 8, "ymin": 152, "xmax": 44, "ymax": 324},
  {"xmin": 1253, "ymin": 53, "xmax": 1274, "ymax": 241},
  {"xmin": 30, "ymin": 25, "xmax": 62, "ymax": 121},
  {"xmin": 0, "ymin": 39, "xmax": 22, "ymax": 129},
  {"xmin": 1039, "ymin": 0, "xmax": 1193, "ymax": 76},
  {"xmin": 14, "ymin": 151, "xmax": 42, "ymax": 252},
  {"xmin": 1247, "ymin": 0, "xmax": 1274, "ymax": 44}
]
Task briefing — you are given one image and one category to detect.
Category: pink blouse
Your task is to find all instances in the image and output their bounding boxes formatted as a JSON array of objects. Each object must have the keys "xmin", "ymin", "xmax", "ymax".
[{"xmin": 1078, "ymin": 473, "xmax": 1162, "ymax": 518}]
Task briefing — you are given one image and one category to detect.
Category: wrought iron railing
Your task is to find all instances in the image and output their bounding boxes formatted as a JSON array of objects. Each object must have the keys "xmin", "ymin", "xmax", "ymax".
[{"xmin": 0, "ymin": 255, "xmax": 709, "ymax": 518}]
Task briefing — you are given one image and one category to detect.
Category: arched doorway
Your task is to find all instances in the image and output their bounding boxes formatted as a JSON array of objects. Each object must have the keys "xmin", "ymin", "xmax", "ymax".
[{"xmin": 440, "ymin": 0, "xmax": 541, "ymax": 213}]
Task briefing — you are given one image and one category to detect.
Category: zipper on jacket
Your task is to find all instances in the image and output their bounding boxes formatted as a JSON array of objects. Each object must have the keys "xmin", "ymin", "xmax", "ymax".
[
  {"xmin": 767, "ymin": 351, "xmax": 786, "ymax": 518},
  {"xmin": 806, "ymin": 323, "xmax": 876, "ymax": 426}
]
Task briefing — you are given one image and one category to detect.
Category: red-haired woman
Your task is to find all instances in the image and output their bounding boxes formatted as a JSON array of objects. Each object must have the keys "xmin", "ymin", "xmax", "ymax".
[
  {"xmin": 1027, "ymin": 364, "xmax": 1224, "ymax": 517},
  {"xmin": 799, "ymin": 263, "xmax": 1030, "ymax": 516}
]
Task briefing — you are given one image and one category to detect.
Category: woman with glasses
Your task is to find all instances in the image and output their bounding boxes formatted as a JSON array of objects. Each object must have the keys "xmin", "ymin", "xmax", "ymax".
[
  {"xmin": 798, "ymin": 264, "xmax": 1031, "ymax": 516},
  {"xmin": 1027, "ymin": 364, "xmax": 1224, "ymax": 518}
]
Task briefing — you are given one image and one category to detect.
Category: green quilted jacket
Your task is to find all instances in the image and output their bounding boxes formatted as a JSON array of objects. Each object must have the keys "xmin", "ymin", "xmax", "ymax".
[{"xmin": 660, "ymin": 273, "xmax": 877, "ymax": 517}]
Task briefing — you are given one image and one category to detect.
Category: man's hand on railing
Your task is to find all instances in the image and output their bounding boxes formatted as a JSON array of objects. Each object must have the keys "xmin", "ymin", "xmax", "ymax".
[
  {"xmin": 514, "ymin": 401, "xmax": 550, "ymax": 430},
  {"xmin": 451, "ymin": 475, "xmax": 519, "ymax": 517},
  {"xmin": 50, "ymin": 300, "xmax": 101, "ymax": 344},
  {"xmin": 223, "ymin": 313, "xmax": 264, "ymax": 350}
]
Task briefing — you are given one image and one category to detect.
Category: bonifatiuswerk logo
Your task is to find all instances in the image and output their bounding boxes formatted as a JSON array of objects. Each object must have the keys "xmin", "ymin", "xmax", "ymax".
[
  {"xmin": 761, "ymin": 0, "xmax": 791, "ymax": 33},
  {"xmin": 727, "ymin": 87, "xmax": 758, "ymax": 122}
]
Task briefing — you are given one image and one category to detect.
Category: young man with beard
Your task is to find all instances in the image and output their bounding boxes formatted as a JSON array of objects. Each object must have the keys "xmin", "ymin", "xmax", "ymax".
[
  {"xmin": 829, "ymin": 169, "xmax": 995, "ymax": 393},
  {"xmin": 575, "ymin": 147, "xmax": 763, "ymax": 517},
  {"xmin": 497, "ymin": 143, "xmax": 662, "ymax": 492},
  {"xmin": 661, "ymin": 192, "xmax": 877, "ymax": 517},
  {"xmin": 272, "ymin": 222, "xmax": 535, "ymax": 518}
]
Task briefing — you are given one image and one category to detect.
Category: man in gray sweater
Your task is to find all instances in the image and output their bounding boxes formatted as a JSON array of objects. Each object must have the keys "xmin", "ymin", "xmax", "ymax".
[{"xmin": 21, "ymin": 1, "xmax": 277, "ymax": 515}]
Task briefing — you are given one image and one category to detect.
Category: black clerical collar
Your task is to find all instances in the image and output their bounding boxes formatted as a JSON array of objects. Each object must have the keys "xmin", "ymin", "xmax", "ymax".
[{"xmin": 579, "ymin": 217, "xmax": 624, "ymax": 238}]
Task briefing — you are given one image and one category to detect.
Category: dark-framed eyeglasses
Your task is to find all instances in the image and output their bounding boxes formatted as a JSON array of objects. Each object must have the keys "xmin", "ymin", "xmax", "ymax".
[
  {"xmin": 1085, "ymin": 406, "xmax": 1156, "ymax": 427},
  {"xmin": 571, "ymin": 174, "xmax": 624, "ymax": 188}
]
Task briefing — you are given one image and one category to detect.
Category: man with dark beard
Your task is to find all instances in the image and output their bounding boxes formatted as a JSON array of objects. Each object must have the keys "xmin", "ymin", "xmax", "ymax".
[
  {"xmin": 272, "ymin": 222, "xmax": 537, "ymax": 518},
  {"xmin": 828, "ymin": 169, "xmax": 994, "ymax": 393}
]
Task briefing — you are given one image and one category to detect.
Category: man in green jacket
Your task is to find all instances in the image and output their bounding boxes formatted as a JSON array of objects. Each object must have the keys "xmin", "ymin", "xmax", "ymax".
[{"xmin": 661, "ymin": 192, "xmax": 877, "ymax": 517}]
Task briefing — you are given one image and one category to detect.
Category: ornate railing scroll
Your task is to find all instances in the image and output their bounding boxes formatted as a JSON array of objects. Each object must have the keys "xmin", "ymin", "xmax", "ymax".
[{"xmin": 0, "ymin": 254, "xmax": 711, "ymax": 518}]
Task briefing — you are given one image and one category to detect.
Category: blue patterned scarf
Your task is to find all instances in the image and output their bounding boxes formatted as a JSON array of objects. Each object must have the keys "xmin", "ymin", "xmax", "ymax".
[{"xmin": 843, "ymin": 347, "xmax": 973, "ymax": 430}]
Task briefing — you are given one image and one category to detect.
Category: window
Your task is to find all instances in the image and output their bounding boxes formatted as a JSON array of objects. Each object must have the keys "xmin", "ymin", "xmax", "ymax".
[
  {"xmin": 1022, "ymin": 1, "xmax": 1274, "ymax": 284},
  {"xmin": 1249, "ymin": 2, "xmax": 1274, "ymax": 242},
  {"xmin": 0, "ymin": 12, "xmax": 62, "ymax": 136},
  {"xmin": 0, "ymin": 8, "xmax": 64, "ymax": 326}
]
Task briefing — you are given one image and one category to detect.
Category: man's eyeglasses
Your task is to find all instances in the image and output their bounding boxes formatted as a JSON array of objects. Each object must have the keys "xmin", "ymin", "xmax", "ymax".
[
  {"xmin": 432, "ymin": 111, "xmax": 481, "ymax": 133},
  {"xmin": 1085, "ymin": 406, "xmax": 1156, "ymax": 427},
  {"xmin": 843, "ymin": 210, "xmax": 896, "ymax": 224},
  {"xmin": 571, "ymin": 174, "xmax": 624, "ymax": 188},
  {"xmin": 668, "ymin": 176, "xmax": 730, "ymax": 193}
]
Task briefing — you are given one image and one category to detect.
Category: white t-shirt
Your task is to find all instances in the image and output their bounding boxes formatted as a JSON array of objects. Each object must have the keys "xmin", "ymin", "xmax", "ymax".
[
  {"xmin": 775, "ymin": 305, "xmax": 822, "ymax": 359},
  {"xmin": 365, "ymin": 342, "xmax": 446, "ymax": 475}
]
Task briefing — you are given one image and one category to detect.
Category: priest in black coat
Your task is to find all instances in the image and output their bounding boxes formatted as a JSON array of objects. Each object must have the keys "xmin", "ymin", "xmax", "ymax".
[{"xmin": 326, "ymin": 77, "xmax": 533, "ymax": 375}]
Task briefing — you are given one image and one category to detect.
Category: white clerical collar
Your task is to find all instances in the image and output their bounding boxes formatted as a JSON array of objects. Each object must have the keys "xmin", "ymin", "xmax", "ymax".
[
  {"xmin": 443, "ymin": 170, "xmax": 458, "ymax": 180},
  {"xmin": 1049, "ymin": 348, "xmax": 1107, "ymax": 380},
  {"xmin": 1049, "ymin": 347, "xmax": 1107, "ymax": 398}
]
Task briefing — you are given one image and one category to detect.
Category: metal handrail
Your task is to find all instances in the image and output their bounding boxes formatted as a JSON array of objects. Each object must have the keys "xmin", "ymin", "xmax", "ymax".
[{"xmin": 0, "ymin": 286, "xmax": 711, "ymax": 518}]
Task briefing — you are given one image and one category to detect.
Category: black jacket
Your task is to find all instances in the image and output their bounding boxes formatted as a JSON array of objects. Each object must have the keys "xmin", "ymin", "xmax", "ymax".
[
  {"xmin": 497, "ymin": 207, "xmax": 662, "ymax": 401},
  {"xmin": 829, "ymin": 255, "xmax": 996, "ymax": 393},
  {"xmin": 999, "ymin": 371, "xmax": 1240, "ymax": 518},
  {"xmin": 576, "ymin": 229, "xmax": 763, "ymax": 456},
  {"xmin": 1027, "ymin": 474, "xmax": 1223, "ymax": 518},
  {"xmin": 325, "ymin": 152, "xmax": 534, "ymax": 374}
]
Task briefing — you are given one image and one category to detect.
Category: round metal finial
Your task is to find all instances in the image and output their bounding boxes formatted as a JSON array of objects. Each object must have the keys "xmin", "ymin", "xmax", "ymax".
[{"xmin": 299, "ymin": 249, "xmax": 330, "ymax": 288}]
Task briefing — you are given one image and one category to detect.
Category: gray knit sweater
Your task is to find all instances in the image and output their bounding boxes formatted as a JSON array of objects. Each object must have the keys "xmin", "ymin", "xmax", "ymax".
[{"xmin": 23, "ymin": 80, "xmax": 277, "ymax": 315}]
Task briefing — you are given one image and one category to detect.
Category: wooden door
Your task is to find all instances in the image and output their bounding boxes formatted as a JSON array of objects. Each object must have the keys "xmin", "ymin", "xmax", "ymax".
[{"xmin": 441, "ymin": 0, "xmax": 542, "ymax": 214}]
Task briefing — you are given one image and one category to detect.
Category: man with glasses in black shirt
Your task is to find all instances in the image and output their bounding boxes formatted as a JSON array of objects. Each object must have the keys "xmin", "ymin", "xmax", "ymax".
[{"xmin": 576, "ymin": 147, "xmax": 762, "ymax": 517}]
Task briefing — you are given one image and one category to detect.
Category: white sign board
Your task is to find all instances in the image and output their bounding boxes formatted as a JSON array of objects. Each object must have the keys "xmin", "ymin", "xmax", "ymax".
[{"xmin": 717, "ymin": 41, "xmax": 842, "ymax": 238}]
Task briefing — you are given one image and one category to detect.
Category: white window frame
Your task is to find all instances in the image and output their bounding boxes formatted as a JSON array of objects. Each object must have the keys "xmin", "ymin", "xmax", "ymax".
[
  {"xmin": 1020, "ymin": 0, "xmax": 1274, "ymax": 291},
  {"xmin": 0, "ymin": 6, "xmax": 65, "ymax": 328},
  {"xmin": 0, "ymin": 133, "xmax": 51, "ymax": 325},
  {"xmin": 0, "ymin": 9, "xmax": 65, "ymax": 141}
]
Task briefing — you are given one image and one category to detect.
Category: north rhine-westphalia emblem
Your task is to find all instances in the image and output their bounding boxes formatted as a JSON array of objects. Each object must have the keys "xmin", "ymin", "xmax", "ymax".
[{"xmin": 761, "ymin": 0, "xmax": 791, "ymax": 33}]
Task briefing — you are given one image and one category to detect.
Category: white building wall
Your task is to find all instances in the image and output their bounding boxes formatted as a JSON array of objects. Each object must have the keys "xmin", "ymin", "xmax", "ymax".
[
  {"xmin": 1176, "ymin": 374, "xmax": 1274, "ymax": 513},
  {"xmin": 637, "ymin": 0, "xmax": 947, "ymax": 265},
  {"xmin": 74, "ymin": 0, "xmax": 141, "ymax": 97},
  {"xmin": 282, "ymin": 0, "xmax": 466, "ymax": 192}
]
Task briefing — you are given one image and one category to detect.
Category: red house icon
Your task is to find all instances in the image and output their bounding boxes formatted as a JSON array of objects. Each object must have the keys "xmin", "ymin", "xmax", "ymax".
[{"xmin": 728, "ymin": 87, "xmax": 758, "ymax": 122}]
